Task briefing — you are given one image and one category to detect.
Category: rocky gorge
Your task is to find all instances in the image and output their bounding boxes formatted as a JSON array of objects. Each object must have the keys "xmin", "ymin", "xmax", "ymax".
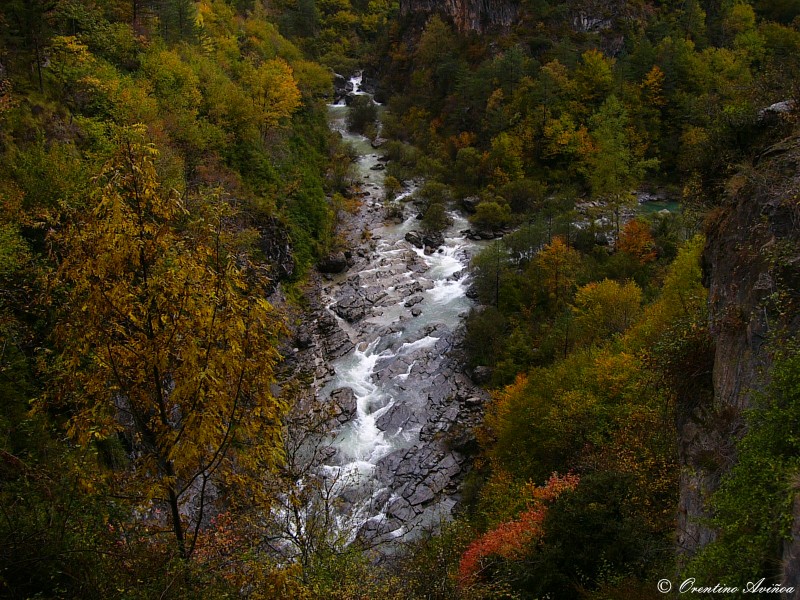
[{"xmin": 277, "ymin": 75, "xmax": 489, "ymax": 550}]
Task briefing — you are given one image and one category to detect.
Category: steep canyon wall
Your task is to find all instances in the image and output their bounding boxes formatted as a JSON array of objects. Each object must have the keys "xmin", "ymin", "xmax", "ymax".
[
  {"xmin": 398, "ymin": 0, "xmax": 517, "ymax": 33},
  {"xmin": 679, "ymin": 133, "xmax": 800, "ymax": 583}
]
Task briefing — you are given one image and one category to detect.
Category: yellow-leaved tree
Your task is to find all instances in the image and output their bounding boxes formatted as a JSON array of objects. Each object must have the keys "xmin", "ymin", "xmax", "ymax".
[
  {"xmin": 572, "ymin": 278, "xmax": 643, "ymax": 345},
  {"xmin": 44, "ymin": 127, "xmax": 287, "ymax": 559},
  {"xmin": 244, "ymin": 58, "xmax": 301, "ymax": 140}
]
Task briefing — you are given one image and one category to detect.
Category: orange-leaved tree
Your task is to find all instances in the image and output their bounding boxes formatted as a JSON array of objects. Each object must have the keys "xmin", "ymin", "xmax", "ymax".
[
  {"xmin": 44, "ymin": 127, "xmax": 287, "ymax": 559},
  {"xmin": 529, "ymin": 236, "xmax": 581, "ymax": 311},
  {"xmin": 458, "ymin": 473, "xmax": 580, "ymax": 587},
  {"xmin": 618, "ymin": 219, "xmax": 657, "ymax": 265}
]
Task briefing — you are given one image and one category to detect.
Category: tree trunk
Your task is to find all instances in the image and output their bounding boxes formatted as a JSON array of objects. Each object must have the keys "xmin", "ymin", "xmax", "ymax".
[{"xmin": 167, "ymin": 481, "xmax": 187, "ymax": 558}]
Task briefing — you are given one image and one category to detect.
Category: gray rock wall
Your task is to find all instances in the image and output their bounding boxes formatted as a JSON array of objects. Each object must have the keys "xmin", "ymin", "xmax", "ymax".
[
  {"xmin": 679, "ymin": 136, "xmax": 800, "ymax": 580},
  {"xmin": 399, "ymin": 0, "xmax": 518, "ymax": 33}
]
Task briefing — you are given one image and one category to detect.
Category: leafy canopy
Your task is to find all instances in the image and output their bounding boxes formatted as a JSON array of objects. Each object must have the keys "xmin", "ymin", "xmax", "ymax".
[{"xmin": 44, "ymin": 128, "xmax": 288, "ymax": 557}]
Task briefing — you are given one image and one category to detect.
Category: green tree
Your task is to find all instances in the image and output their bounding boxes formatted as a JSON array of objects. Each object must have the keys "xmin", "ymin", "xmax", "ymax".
[
  {"xmin": 574, "ymin": 49, "xmax": 615, "ymax": 109},
  {"xmin": 413, "ymin": 15, "xmax": 460, "ymax": 101},
  {"xmin": 498, "ymin": 178, "xmax": 547, "ymax": 214},
  {"xmin": 44, "ymin": 131, "xmax": 287, "ymax": 559},
  {"xmin": 414, "ymin": 180, "xmax": 451, "ymax": 208},
  {"xmin": 488, "ymin": 131, "xmax": 524, "ymax": 185},
  {"xmin": 582, "ymin": 95, "xmax": 658, "ymax": 243},
  {"xmin": 470, "ymin": 200, "xmax": 512, "ymax": 232},
  {"xmin": 471, "ymin": 240, "xmax": 513, "ymax": 308},
  {"xmin": 0, "ymin": 0, "xmax": 59, "ymax": 91},
  {"xmin": 159, "ymin": 0, "xmax": 199, "ymax": 43},
  {"xmin": 345, "ymin": 94, "xmax": 378, "ymax": 136},
  {"xmin": 421, "ymin": 201, "xmax": 452, "ymax": 233},
  {"xmin": 453, "ymin": 146, "xmax": 486, "ymax": 192}
]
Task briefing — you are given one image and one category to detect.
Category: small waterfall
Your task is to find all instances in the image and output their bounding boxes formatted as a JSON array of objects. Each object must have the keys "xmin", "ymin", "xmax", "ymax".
[
  {"xmin": 330, "ymin": 70, "xmax": 376, "ymax": 107},
  {"xmin": 349, "ymin": 71, "xmax": 368, "ymax": 96}
]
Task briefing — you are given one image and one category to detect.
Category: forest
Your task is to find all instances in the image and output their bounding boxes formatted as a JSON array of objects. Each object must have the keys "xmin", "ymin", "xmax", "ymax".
[{"xmin": 1, "ymin": 0, "xmax": 799, "ymax": 598}]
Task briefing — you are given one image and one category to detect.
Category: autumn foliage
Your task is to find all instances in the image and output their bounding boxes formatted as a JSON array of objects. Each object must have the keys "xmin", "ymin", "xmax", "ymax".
[
  {"xmin": 618, "ymin": 219, "xmax": 658, "ymax": 264},
  {"xmin": 43, "ymin": 130, "xmax": 289, "ymax": 558},
  {"xmin": 458, "ymin": 473, "xmax": 580, "ymax": 586}
]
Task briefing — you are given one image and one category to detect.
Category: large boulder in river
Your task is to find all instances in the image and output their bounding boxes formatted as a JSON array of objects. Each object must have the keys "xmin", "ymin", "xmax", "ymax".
[
  {"xmin": 330, "ymin": 387, "xmax": 357, "ymax": 423},
  {"xmin": 332, "ymin": 73, "xmax": 348, "ymax": 104},
  {"xmin": 422, "ymin": 231, "xmax": 445, "ymax": 249},
  {"xmin": 405, "ymin": 231, "xmax": 424, "ymax": 249},
  {"xmin": 461, "ymin": 196, "xmax": 480, "ymax": 213},
  {"xmin": 318, "ymin": 252, "xmax": 348, "ymax": 274},
  {"xmin": 334, "ymin": 73, "xmax": 347, "ymax": 92}
]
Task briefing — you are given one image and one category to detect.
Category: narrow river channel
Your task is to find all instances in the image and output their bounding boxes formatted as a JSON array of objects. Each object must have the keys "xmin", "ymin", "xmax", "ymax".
[{"xmin": 314, "ymin": 73, "xmax": 487, "ymax": 546}]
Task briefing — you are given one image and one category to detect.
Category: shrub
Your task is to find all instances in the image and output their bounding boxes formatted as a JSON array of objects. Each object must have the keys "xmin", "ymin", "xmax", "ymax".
[
  {"xmin": 470, "ymin": 200, "xmax": 512, "ymax": 232},
  {"xmin": 346, "ymin": 95, "xmax": 378, "ymax": 136}
]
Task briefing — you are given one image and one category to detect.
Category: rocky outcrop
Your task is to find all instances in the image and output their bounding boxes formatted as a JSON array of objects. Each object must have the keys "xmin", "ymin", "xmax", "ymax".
[
  {"xmin": 257, "ymin": 216, "xmax": 295, "ymax": 287},
  {"xmin": 399, "ymin": 0, "xmax": 518, "ymax": 33},
  {"xmin": 278, "ymin": 274, "xmax": 356, "ymax": 387},
  {"xmin": 566, "ymin": 0, "xmax": 651, "ymax": 54},
  {"xmin": 678, "ymin": 134, "xmax": 800, "ymax": 565},
  {"xmin": 397, "ymin": 0, "xmax": 649, "ymax": 38},
  {"xmin": 758, "ymin": 100, "xmax": 796, "ymax": 124}
]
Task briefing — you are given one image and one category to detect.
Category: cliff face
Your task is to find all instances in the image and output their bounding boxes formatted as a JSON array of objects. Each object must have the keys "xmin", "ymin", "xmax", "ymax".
[
  {"xmin": 399, "ymin": 0, "xmax": 518, "ymax": 33},
  {"xmin": 397, "ymin": 0, "xmax": 645, "ymax": 42},
  {"xmin": 678, "ymin": 132, "xmax": 800, "ymax": 562}
]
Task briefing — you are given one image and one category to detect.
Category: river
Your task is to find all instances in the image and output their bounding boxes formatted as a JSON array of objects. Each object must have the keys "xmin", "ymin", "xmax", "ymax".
[{"xmin": 308, "ymin": 73, "xmax": 488, "ymax": 548}]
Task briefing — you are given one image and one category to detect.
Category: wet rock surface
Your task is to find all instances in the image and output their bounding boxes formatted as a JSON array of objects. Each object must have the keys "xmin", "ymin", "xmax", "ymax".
[{"xmin": 330, "ymin": 387, "xmax": 358, "ymax": 424}]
